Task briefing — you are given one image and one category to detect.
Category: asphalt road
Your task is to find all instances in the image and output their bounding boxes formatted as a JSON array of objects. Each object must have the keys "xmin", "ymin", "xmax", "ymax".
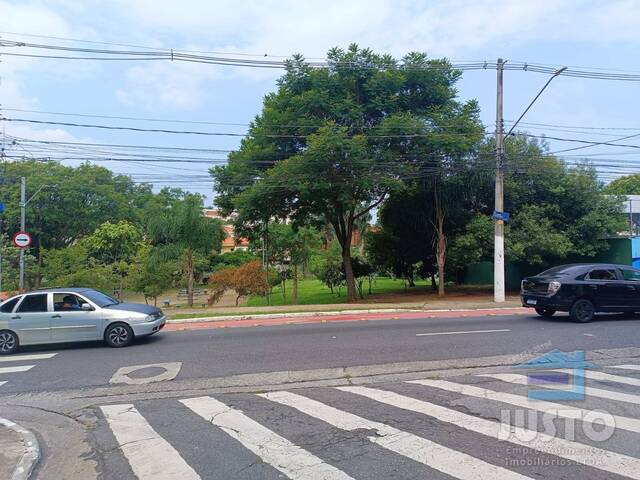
[
  {"xmin": 2, "ymin": 311, "xmax": 640, "ymax": 394},
  {"xmin": 3, "ymin": 311, "xmax": 640, "ymax": 480}
]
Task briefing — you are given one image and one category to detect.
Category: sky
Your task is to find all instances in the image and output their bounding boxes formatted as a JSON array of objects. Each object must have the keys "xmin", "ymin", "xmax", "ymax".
[{"xmin": 1, "ymin": 0, "xmax": 640, "ymax": 204}]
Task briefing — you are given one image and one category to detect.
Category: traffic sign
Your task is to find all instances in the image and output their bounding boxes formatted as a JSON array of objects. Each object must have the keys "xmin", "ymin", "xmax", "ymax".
[
  {"xmin": 0, "ymin": 203, "xmax": 4, "ymax": 213},
  {"xmin": 12, "ymin": 231, "xmax": 32, "ymax": 248},
  {"xmin": 492, "ymin": 211, "xmax": 510, "ymax": 222}
]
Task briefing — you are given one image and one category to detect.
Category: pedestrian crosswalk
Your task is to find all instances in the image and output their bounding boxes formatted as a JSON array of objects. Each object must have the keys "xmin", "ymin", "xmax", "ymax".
[
  {"xmin": 0, "ymin": 352, "xmax": 57, "ymax": 389},
  {"xmin": 98, "ymin": 363, "xmax": 640, "ymax": 480}
]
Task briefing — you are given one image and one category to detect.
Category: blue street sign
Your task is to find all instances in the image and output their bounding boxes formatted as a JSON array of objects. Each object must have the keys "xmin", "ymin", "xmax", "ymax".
[
  {"xmin": 0, "ymin": 203, "xmax": 5, "ymax": 214},
  {"xmin": 492, "ymin": 211, "xmax": 510, "ymax": 222}
]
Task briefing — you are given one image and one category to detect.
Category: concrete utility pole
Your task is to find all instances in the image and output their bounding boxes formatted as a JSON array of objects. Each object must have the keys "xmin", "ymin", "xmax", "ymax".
[
  {"xmin": 19, "ymin": 176, "xmax": 25, "ymax": 291},
  {"xmin": 494, "ymin": 59, "xmax": 505, "ymax": 303}
]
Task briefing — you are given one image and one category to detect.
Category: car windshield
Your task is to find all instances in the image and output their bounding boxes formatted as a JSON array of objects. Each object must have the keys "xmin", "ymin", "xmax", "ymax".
[
  {"xmin": 538, "ymin": 265, "xmax": 584, "ymax": 276},
  {"xmin": 82, "ymin": 290, "xmax": 119, "ymax": 307}
]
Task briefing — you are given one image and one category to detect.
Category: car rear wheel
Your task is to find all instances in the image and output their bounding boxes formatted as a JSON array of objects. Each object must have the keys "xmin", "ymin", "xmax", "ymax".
[
  {"xmin": 0, "ymin": 330, "xmax": 18, "ymax": 355},
  {"xmin": 535, "ymin": 307, "xmax": 556, "ymax": 318},
  {"xmin": 105, "ymin": 323, "xmax": 134, "ymax": 348},
  {"xmin": 570, "ymin": 299, "xmax": 595, "ymax": 323}
]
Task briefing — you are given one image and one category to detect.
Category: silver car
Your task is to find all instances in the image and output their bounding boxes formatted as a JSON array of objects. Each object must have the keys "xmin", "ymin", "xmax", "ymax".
[{"xmin": 0, "ymin": 288, "xmax": 166, "ymax": 355}]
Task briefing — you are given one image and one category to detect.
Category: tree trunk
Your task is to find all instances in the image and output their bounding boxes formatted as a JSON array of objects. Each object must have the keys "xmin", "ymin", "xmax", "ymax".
[
  {"xmin": 430, "ymin": 271, "xmax": 438, "ymax": 292},
  {"xmin": 342, "ymin": 246, "xmax": 357, "ymax": 301},
  {"xmin": 434, "ymin": 207, "xmax": 447, "ymax": 297},
  {"xmin": 408, "ymin": 275, "xmax": 415, "ymax": 287},
  {"xmin": 186, "ymin": 247, "xmax": 194, "ymax": 307},
  {"xmin": 292, "ymin": 264, "xmax": 298, "ymax": 304},
  {"xmin": 236, "ymin": 294, "xmax": 241, "ymax": 306},
  {"xmin": 281, "ymin": 278, "xmax": 286, "ymax": 303}
]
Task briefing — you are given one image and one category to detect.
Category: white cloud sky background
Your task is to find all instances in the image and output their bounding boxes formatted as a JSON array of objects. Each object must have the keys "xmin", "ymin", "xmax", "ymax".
[{"xmin": 1, "ymin": 0, "xmax": 640, "ymax": 200}]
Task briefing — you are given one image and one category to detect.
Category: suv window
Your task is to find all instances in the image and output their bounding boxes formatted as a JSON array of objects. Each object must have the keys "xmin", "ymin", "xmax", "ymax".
[
  {"xmin": 53, "ymin": 293, "xmax": 84, "ymax": 312},
  {"xmin": 620, "ymin": 268, "xmax": 640, "ymax": 281},
  {"xmin": 586, "ymin": 269, "xmax": 617, "ymax": 281},
  {"xmin": 17, "ymin": 294, "xmax": 48, "ymax": 313},
  {"xmin": 0, "ymin": 297, "xmax": 21, "ymax": 313}
]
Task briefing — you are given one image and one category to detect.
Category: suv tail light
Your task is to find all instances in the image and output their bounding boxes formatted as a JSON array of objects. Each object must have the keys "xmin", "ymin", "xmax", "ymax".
[{"xmin": 548, "ymin": 281, "xmax": 561, "ymax": 295}]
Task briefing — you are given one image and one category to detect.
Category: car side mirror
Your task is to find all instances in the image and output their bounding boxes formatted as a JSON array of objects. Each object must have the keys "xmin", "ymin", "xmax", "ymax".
[{"xmin": 81, "ymin": 303, "xmax": 93, "ymax": 311}]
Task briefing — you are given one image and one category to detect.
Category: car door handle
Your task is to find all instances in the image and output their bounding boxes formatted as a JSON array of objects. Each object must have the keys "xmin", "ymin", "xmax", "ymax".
[
  {"xmin": 11, "ymin": 315, "xmax": 21, "ymax": 320},
  {"xmin": 588, "ymin": 285, "xmax": 598, "ymax": 289},
  {"xmin": 627, "ymin": 285, "xmax": 637, "ymax": 290},
  {"xmin": 51, "ymin": 314, "xmax": 62, "ymax": 318}
]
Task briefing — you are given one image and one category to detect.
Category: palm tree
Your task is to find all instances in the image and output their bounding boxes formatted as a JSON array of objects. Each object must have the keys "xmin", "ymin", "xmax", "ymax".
[{"xmin": 147, "ymin": 195, "xmax": 225, "ymax": 307}]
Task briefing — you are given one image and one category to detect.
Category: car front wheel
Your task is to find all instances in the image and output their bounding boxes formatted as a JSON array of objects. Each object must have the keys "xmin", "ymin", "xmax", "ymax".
[
  {"xmin": 535, "ymin": 307, "xmax": 556, "ymax": 318},
  {"xmin": 0, "ymin": 330, "xmax": 18, "ymax": 355},
  {"xmin": 570, "ymin": 299, "xmax": 595, "ymax": 323},
  {"xmin": 105, "ymin": 323, "xmax": 134, "ymax": 348}
]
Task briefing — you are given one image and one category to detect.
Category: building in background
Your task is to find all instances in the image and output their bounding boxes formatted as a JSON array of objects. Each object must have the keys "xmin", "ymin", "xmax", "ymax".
[{"xmin": 203, "ymin": 209, "xmax": 250, "ymax": 253}]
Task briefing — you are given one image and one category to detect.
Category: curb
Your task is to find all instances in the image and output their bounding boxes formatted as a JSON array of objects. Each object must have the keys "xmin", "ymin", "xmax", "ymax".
[
  {"xmin": 168, "ymin": 306, "xmax": 525, "ymax": 324},
  {"xmin": 0, "ymin": 417, "xmax": 40, "ymax": 480}
]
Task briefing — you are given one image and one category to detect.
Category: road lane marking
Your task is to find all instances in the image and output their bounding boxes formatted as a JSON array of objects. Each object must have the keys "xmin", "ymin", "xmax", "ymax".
[
  {"xmin": 611, "ymin": 364, "xmax": 640, "ymax": 371},
  {"xmin": 100, "ymin": 404, "xmax": 200, "ymax": 480},
  {"xmin": 553, "ymin": 369, "xmax": 640, "ymax": 387},
  {"xmin": 480, "ymin": 373, "xmax": 640, "ymax": 404},
  {"xmin": 0, "ymin": 353, "xmax": 57, "ymax": 363},
  {"xmin": 260, "ymin": 391, "xmax": 532, "ymax": 480},
  {"xmin": 0, "ymin": 381, "xmax": 6, "ymax": 387},
  {"xmin": 0, "ymin": 365, "xmax": 34, "ymax": 374},
  {"xmin": 415, "ymin": 329, "xmax": 510, "ymax": 337},
  {"xmin": 339, "ymin": 385, "xmax": 640, "ymax": 480},
  {"xmin": 408, "ymin": 378, "xmax": 640, "ymax": 433},
  {"xmin": 180, "ymin": 396, "xmax": 353, "ymax": 480}
]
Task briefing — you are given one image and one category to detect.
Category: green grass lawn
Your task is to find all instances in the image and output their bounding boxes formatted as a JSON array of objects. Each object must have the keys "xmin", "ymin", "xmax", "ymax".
[{"xmin": 246, "ymin": 277, "xmax": 429, "ymax": 307}]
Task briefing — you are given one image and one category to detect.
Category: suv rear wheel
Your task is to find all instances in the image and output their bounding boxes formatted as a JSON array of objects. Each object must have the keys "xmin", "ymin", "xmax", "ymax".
[
  {"xmin": 535, "ymin": 308, "xmax": 556, "ymax": 318},
  {"xmin": 570, "ymin": 299, "xmax": 595, "ymax": 323}
]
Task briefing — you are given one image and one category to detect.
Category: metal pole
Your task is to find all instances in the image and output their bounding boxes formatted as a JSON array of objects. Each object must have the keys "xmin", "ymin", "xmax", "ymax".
[
  {"xmin": 630, "ymin": 199, "xmax": 634, "ymax": 236},
  {"xmin": 494, "ymin": 59, "xmax": 505, "ymax": 303},
  {"xmin": 19, "ymin": 176, "xmax": 25, "ymax": 292}
]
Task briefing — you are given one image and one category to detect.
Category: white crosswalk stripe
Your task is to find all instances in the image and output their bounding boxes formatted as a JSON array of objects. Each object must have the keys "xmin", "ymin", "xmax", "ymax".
[
  {"xmin": 0, "ymin": 353, "xmax": 57, "ymax": 363},
  {"xmin": 479, "ymin": 373, "xmax": 640, "ymax": 404},
  {"xmin": 611, "ymin": 364, "xmax": 640, "ymax": 371},
  {"xmin": 553, "ymin": 369, "xmax": 640, "ymax": 387},
  {"xmin": 0, "ymin": 352, "xmax": 57, "ymax": 389},
  {"xmin": 100, "ymin": 404, "xmax": 201, "ymax": 480},
  {"xmin": 260, "ymin": 390, "xmax": 533, "ymax": 480},
  {"xmin": 180, "ymin": 396, "xmax": 354, "ymax": 480},
  {"xmin": 339, "ymin": 385, "xmax": 640, "ymax": 480},
  {"xmin": 408, "ymin": 378, "xmax": 640, "ymax": 433},
  {"xmin": 0, "ymin": 365, "xmax": 34, "ymax": 374}
]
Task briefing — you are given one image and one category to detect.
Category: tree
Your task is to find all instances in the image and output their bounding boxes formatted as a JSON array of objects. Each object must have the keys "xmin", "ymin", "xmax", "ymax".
[
  {"xmin": 84, "ymin": 221, "xmax": 143, "ymax": 299},
  {"xmin": 129, "ymin": 246, "xmax": 179, "ymax": 307},
  {"xmin": 604, "ymin": 174, "xmax": 640, "ymax": 195},
  {"xmin": 208, "ymin": 261, "xmax": 270, "ymax": 306},
  {"xmin": 147, "ymin": 195, "xmax": 225, "ymax": 307},
  {"xmin": 309, "ymin": 244, "xmax": 345, "ymax": 295},
  {"xmin": 213, "ymin": 45, "xmax": 479, "ymax": 301},
  {"xmin": 0, "ymin": 160, "xmax": 150, "ymax": 286},
  {"xmin": 41, "ymin": 244, "xmax": 116, "ymax": 292},
  {"xmin": 210, "ymin": 250, "xmax": 259, "ymax": 271}
]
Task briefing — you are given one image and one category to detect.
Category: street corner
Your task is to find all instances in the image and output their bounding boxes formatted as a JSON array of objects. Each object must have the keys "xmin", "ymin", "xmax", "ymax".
[{"xmin": 0, "ymin": 417, "xmax": 40, "ymax": 480}]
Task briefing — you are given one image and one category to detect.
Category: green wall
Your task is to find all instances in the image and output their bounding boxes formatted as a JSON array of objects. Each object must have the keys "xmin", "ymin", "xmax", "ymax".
[{"xmin": 463, "ymin": 238, "xmax": 633, "ymax": 291}]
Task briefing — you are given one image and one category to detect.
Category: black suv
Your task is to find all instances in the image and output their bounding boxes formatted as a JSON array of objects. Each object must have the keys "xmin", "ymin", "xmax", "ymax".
[{"xmin": 521, "ymin": 263, "xmax": 640, "ymax": 323}]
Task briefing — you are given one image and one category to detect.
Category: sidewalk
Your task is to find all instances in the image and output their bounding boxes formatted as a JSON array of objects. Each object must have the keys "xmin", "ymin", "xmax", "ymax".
[
  {"xmin": 0, "ymin": 418, "xmax": 40, "ymax": 480},
  {"xmin": 166, "ymin": 294, "xmax": 523, "ymax": 321}
]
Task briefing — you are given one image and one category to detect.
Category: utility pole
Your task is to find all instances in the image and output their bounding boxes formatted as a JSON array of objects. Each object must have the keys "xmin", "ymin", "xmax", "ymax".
[
  {"xmin": 19, "ymin": 176, "xmax": 25, "ymax": 291},
  {"xmin": 494, "ymin": 58, "xmax": 505, "ymax": 303}
]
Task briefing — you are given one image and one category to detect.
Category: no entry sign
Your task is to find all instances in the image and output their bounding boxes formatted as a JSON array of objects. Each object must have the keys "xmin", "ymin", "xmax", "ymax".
[{"xmin": 12, "ymin": 231, "xmax": 32, "ymax": 248}]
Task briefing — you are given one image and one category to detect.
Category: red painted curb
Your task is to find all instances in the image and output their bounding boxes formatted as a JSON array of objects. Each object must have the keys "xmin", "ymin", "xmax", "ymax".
[{"xmin": 164, "ymin": 307, "xmax": 530, "ymax": 332}]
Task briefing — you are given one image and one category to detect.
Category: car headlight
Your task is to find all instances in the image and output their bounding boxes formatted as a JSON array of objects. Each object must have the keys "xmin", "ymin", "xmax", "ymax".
[
  {"xmin": 143, "ymin": 315, "xmax": 154, "ymax": 322},
  {"xmin": 548, "ymin": 281, "xmax": 561, "ymax": 295}
]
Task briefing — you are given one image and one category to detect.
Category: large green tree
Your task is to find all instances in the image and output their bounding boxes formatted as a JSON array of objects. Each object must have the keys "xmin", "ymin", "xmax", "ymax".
[
  {"xmin": 212, "ymin": 45, "xmax": 481, "ymax": 300},
  {"xmin": 604, "ymin": 174, "xmax": 640, "ymax": 195},
  {"xmin": 147, "ymin": 195, "xmax": 225, "ymax": 307},
  {"xmin": 0, "ymin": 160, "xmax": 151, "ymax": 285}
]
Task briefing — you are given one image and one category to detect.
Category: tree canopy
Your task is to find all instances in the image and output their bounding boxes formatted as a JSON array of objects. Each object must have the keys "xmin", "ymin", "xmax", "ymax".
[{"xmin": 212, "ymin": 44, "xmax": 482, "ymax": 300}]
